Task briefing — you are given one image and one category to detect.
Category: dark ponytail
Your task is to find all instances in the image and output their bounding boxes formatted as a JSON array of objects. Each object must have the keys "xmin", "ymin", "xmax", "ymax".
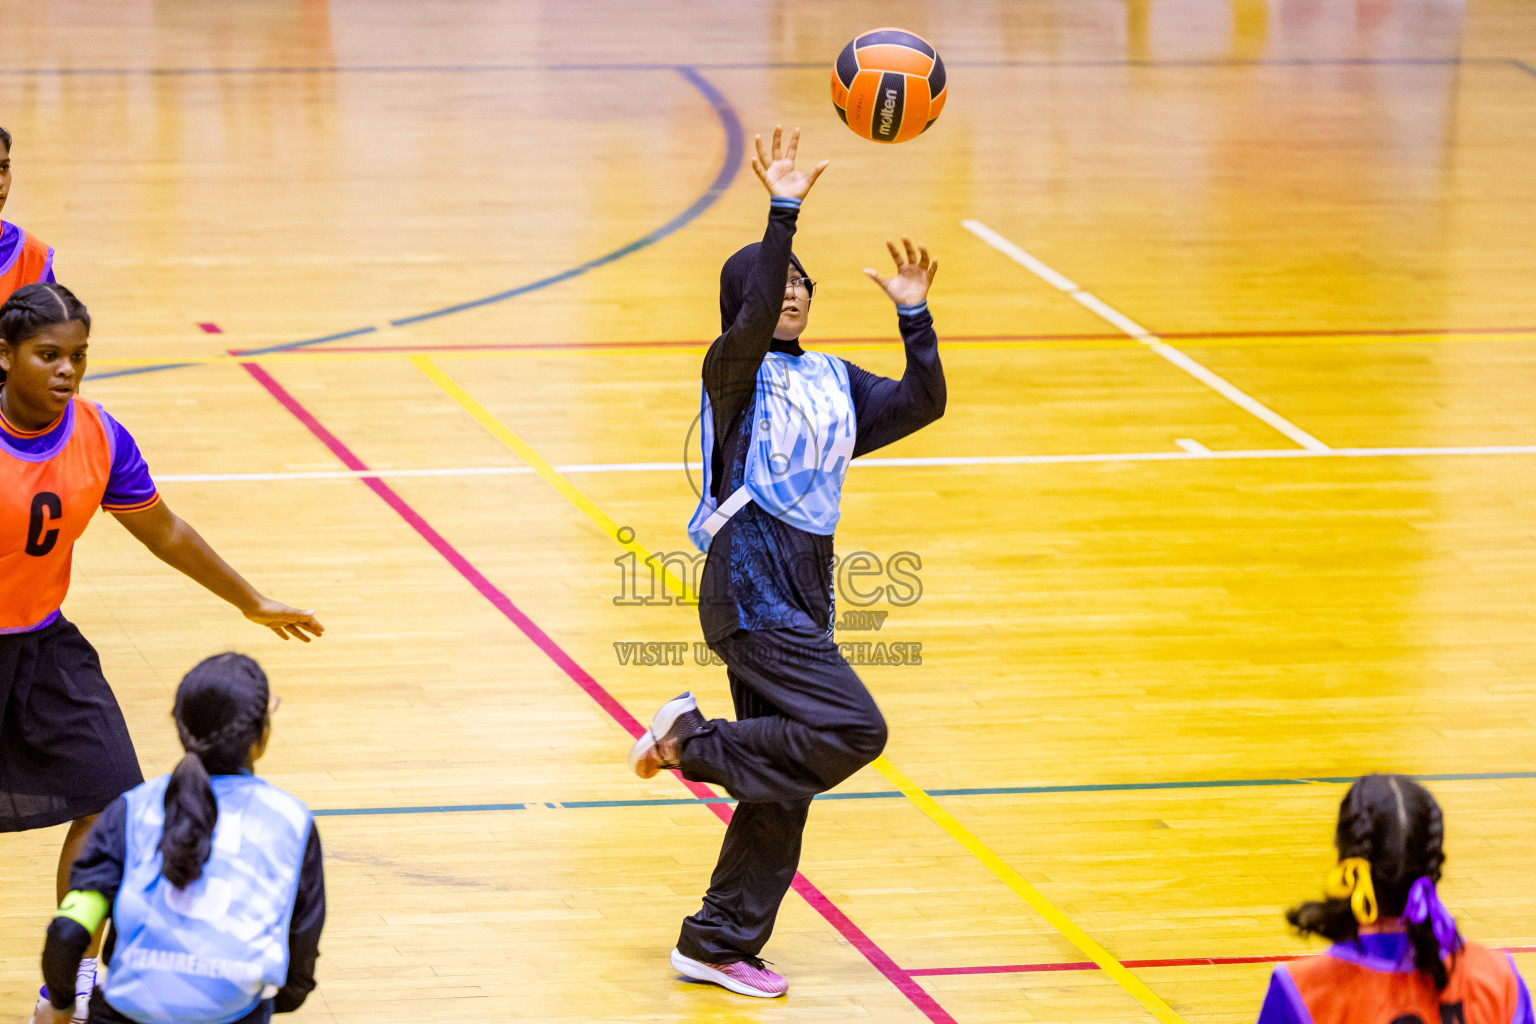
[
  {"xmin": 161, "ymin": 653, "xmax": 271, "ymax": 889},
  {"xmin": 0, "ymin": 283, "xmax": 92, "ymax": 386},
  {"xmin": 1286, "ymin": 774, "xmax": 1458, "ymax": 988}
]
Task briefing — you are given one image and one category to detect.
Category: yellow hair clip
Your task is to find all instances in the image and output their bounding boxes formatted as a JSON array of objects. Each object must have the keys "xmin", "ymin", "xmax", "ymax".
[{"xmin": 1325, "ymin": 857, "xmax": 1379, "ymax": 925}]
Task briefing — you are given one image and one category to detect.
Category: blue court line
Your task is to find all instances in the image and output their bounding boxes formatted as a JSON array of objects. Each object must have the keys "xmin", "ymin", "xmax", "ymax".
[
  {"xmin": 0, "ymin": 57, "xmax": 1522, "ymax": 76},
  {"xmin": 86, "ymin": 66, "xmax": 741, "ymax": 376},
  {"xmin": 90, "ymin": 327, "xmax": 380, "ymax": 380},
  {"xmin": 58, "ymin": 55, "xmax": 1532, "ymax": 379},
  {"xmin": 216, "ymin": 326, "xmax": 377, "ymax": 362},
  {"xmin": 387, "ymin": 66, "xmax": 743, "ymax": 328},
  {"xmin": 91, "ymin": 361, "xmax": 201, "ymax": 381},
  {"xmin": 309, "ymin": 770, "xmax": 1536, "ymax": 818}
]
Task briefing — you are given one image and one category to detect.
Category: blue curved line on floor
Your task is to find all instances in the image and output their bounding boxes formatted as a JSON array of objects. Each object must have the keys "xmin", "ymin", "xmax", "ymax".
[
  {"xmin": 92, "ymin": 361, "xmax": 200, "ymax": 380},
  {"xmin": 91, "ymin": 65, "xmax": 742, "ymax": 378},
  {"xmin": 387, "ymin": 66, "xmax": 742, "ymax": 328},
  {"xmin": 91, "ymin": 328, "xmax": 380, "ymax": 381}
]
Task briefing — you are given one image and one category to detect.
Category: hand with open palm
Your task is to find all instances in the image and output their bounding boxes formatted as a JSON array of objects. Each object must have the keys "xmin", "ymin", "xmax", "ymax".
[
  {"xmin": 752, "ymin": 125, "xmax": 829, "ymax": 200},
  {"xmin": 865, "ymin": 237, "xmax": 938, "ymax": 307}
]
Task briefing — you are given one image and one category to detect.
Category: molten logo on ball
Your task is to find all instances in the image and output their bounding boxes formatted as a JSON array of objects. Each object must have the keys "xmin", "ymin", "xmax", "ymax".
[
  {"xmin": 831, "ymin": 27, "xmax": 946, "ymax": 144},
  {"xmin": 878, "ymin": 89, "xmax": 899, "ymax": 139}
]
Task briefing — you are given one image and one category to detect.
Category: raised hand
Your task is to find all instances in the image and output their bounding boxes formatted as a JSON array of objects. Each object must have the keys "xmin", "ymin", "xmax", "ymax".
[
  {"xmin": 752, "ymin": 125, "xmax": 829, "ymax": 200},
  {"xmin": 865, "ymin": 237, "xmax": 938, "ymax": 307},
  {"xmin": 244, "ymin": 599, "xmax": 325, "ymax": 642}
]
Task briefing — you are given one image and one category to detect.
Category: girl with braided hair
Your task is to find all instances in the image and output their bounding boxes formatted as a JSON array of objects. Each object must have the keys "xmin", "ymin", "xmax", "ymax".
[
  {"xmin": 1258, "ymin": 774, "xmax": 1533, "ymax": 1024},
  {"xmin": 35, "ymin": 653, "xmax": 326, "ymax": 1024},
  {"xmin": 2, "ymin": 283, "xmax": 323, "ymax": 1020}
]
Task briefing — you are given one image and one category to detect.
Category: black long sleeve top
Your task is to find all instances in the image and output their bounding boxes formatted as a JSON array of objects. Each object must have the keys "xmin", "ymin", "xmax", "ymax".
[
  {"xmin": 41, "ymin": 789, "xmax": 326, "ymax": 1018},
  {"xmin": 698, "ymin": 201, "xmax": 946, "ymax": 644}
]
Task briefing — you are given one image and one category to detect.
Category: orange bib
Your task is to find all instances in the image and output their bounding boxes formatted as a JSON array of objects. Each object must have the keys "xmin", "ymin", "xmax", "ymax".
[
  {"xmin": 0, "ymin": 224, "xmax": 54, "ymax": 304},
  {"xmin": 1287, "ymin": 941, "xmax": 1520, "ymax": 1024},
  {"xmin": 0, "ymin": 398, "xmax": 113, "ymax": 632}
]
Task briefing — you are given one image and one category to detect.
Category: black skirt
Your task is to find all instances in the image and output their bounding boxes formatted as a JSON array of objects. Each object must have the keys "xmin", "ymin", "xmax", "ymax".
[{"xmin": 0, "ymin": 616, "xmax": 144, "ymax": 832}]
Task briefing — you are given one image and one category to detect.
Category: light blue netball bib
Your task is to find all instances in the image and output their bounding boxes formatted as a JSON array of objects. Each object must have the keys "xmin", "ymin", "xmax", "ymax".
[
  {"xmin": 689, "ymin": 350, "xmax": 856, "ymax": 551},
  {"xmin": 107, "ymin": 774, "xmax": 311, "ymax": 1024}
]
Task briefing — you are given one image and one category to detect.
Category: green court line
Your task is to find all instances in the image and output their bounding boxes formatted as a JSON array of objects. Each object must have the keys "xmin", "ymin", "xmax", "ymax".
[{"xmin": 310, "ymin": 770, "xmax": 1536, "ymax": 818}]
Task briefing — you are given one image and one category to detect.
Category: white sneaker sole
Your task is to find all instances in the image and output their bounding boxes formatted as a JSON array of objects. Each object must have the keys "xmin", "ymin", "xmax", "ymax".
[
  {"xmin": 626, "ymin": 692, "xmax": 697, "ymax": 775},
  {"xmin": 670, "ymin": 948, "xmax": 786, "ymax": 998}
]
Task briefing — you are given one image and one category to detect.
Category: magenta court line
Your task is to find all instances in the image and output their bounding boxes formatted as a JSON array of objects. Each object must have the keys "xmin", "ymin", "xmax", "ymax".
[
  {"xmin": 910, "ymin": 945, "xmax": 1536, "ymax": 977},
  {"xmin": 238, "ymin": 360, "xmax": 957, "ymax": 1024},
  {"xmin": 294, "ymin": 322, "xmax": 1536, "ymax": 356}
]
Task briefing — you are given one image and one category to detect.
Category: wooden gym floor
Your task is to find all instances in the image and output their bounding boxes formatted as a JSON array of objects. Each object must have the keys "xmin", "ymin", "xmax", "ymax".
[{"xmin": 4, "ymin": 1, "xmax": 1536, "ymax": 1021}]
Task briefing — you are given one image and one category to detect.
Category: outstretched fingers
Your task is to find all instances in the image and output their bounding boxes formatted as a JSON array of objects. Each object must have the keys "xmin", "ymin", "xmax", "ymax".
[
  {"xmin": 864, "ymin": 267, "xmax": 891, "ymax": 290},
  {"xmin": 902, "ymin": 236, "xmax": 919, "ymax": 265},
  {"xmin": 805, "ymin": 159, "xmax": 830, "ymax": 188},
  {"xmin": 784, "ymin": 126, "xmax": 800, "ymax": 162},
  {"xmin": 886, "ymin": 238, "xmax": 904, "ymax": 269},
  {"xmin": 771, "ymin": 124, "xmax": 784, "ymax": 162}
]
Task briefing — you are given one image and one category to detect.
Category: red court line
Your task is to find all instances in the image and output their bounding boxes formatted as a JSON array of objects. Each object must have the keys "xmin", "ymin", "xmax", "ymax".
[
  {"xmin": 911, "ymin": 946, "xmax": 1536, "ymax": 977},
  {"xmin": 315, "ymin": 332, "xmax": 1124, "ymax": 353},
  {"xmin": 910, "ymin": 954, "xmax": 1310, "ymax": 976},
  {"xmin": 1164, "ymin": 326, "xmax": 1536, "ymax": 340},
  {"xmin": 240, "ymin": 361, "xmax": 956, "ymax": 1024},
  {"xmin": 307, "ymin": 324, "xmax": 1536, "ymax": 356}
]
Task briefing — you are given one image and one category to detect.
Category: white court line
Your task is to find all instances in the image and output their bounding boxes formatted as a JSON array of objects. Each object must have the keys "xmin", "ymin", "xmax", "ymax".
[
  {"xmin": 956, "ymin": 220, "xmax": 1081, "ymax": 292},
  {"xmin": 152, "ymin": 445, "xmax": 1536, "ymax": 483},
  {"xmin": 959, "ymin": 219, "xmax": 1331, "ymax": 453},
  {"xmin": 1072, "ymin": 291, "xmax": 1154, "ymax": 339},
  {"xmin": 1175, "ymin": 438, "xmax": 1210, "ymax": 454}
]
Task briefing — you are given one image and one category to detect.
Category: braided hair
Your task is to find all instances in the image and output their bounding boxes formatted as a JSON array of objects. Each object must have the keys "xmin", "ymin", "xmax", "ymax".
[
  {"xmin": 0, "ymin": 283, "xmax": 92, "ymax": 386},
  {"xmin": 161, "ymin": 653, "xmax": 272, "ymax": 888},
  {"xmin": 1287, "ymin": 774, "xmax": 1456, "ymax": 988}
]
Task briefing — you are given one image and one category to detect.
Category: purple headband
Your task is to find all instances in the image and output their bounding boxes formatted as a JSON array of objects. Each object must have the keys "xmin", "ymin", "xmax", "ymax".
[{"xmin": 1404, "ymin": 878, "xmax": 1460, "ymax": 959}]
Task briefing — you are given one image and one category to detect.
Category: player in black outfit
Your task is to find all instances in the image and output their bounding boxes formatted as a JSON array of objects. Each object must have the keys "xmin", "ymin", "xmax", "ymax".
[{"xmin": 627, "ymin": 126, "xmax": 945, "ymax": 998}]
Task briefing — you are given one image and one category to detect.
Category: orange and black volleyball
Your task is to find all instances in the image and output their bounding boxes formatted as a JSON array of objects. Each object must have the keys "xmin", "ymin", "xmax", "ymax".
[{"xmin": 831, "ymin": 27, "xmax": 947, "ymax": 144}]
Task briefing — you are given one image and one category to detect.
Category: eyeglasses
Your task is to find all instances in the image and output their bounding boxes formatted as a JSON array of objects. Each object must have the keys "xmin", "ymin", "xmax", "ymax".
[
  {"xmin": 786, "ymin": 276, "xmax": 816, "ymax": 298},
  {"xmin": 268, "ymin": 694, "xmax": 283, "ymax": 718}
]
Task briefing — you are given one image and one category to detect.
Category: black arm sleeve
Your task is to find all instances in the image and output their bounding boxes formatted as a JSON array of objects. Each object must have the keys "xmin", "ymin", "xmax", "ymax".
[
  {"xmin": 274, "ymin": 823, "xmax": 326, "ymax": 1013},
  {"xmin": 701, "ymin": 203, "xmax": 801, "ymax": 492},
  {"xmin": 846, "ymin": 305, "xmax": 946, "ymax": 457},
  {"xmin": 42, "ymin": 918, "xmax": 92, "ymax": 1010},
  {"xmin": 42, "ymin": 798, "xmax": 129, "ymax": 1009}
]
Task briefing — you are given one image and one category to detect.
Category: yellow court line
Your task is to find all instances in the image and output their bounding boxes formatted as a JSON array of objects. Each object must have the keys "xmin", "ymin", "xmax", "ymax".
[
  {"xmin": 873, "ymin": 757, "xmax": 1188, "ymax": 1024},
  {"xmin": 411, "ymin": 354, "xmax": 1190, "ymax": 1024},
  {"xmin": 407, "ymin": 355, "xmax": 695, "ymax": 601}
]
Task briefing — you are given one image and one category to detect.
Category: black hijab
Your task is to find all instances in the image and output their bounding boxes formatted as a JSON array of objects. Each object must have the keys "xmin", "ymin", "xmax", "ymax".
[{"xmin": 718, "ymin": 242, "xmax": 808, "ymax": 339}]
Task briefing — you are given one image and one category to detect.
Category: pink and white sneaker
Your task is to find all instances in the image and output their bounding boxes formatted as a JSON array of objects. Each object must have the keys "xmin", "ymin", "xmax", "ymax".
[{"xmin": 671, "ymin": 947, "xmax": 788, "ymax": 998}]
